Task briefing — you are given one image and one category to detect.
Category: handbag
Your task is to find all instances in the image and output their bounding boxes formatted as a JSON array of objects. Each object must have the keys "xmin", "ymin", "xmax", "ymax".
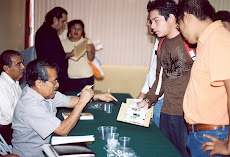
[
  {"xmin": 88, "ymin": 57, "xmax": 104, "ymax": 79},
  {"xmin": 87, "ymin": 39, "xmax": 104, "ymax": 79}
]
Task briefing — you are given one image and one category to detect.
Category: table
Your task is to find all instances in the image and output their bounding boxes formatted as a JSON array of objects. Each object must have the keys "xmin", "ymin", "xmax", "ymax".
[{"xmin": 56, "ymin": 93, "xmax": 182, "ymax": 157}]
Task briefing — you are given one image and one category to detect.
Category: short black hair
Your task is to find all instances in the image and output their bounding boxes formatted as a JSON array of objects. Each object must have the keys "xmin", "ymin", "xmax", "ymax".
[
  {"xmin": 0, "ymin": 50, "xmax": 21, "ymax": 73},
  {"xmin": 215, "ymin": 10, "xmax": 230, "ymax": 22},
  {"xmin": 147, "ymin": 0, "xmax": 177, "ymax": 21},
  {"xmin": 67, "ymin": 20, "xmax": 85, "ymax": 38},
  {"xmin": 177, "ymin": 0, "xmax": 215, "ymax": 22},
  {"xmin": 26, "ymin": 59, "xmax": 58, "ymax": 87},
  {"xmin": 45, "ymin": 7, "xmax": 68, "ymax": 25}
]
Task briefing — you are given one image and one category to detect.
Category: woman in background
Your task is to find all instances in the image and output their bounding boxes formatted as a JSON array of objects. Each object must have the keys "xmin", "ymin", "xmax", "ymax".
[{"xmin": 62, "ymin": 20, "xmax": 95, "ymax": 92}]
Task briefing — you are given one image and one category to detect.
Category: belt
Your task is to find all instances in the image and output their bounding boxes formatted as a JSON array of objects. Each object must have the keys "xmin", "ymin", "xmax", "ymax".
[{"xmin": 187, "ymin": 124, "xmax": 229, "ymax": 132}]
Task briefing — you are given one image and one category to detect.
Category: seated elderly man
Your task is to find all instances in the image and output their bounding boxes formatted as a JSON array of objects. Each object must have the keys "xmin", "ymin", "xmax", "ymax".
[
  {"xmin": 12, "ymin": 59, "xmax": 117, "ymax": 157},
  {"xmin": 0, "ymin": 50, "xmax": 24, "ymax": 145}
]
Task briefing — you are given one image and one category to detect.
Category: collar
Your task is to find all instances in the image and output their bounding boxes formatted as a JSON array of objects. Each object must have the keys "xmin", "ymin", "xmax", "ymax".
[
  {"xmin": 68, "ymin": 36, "xmax": 85, "ymax": 44},
  {"xmin": 24, "ymin": 85, "xmax": 46, "ymax": 102},
  {"xmin": 43, "ymin": 22, "xmax": 57, "ymax": 33},
  {"xmin": 1, "ymin": 72, "xmax": 18, "ymax": 85},
  {"xmin": 164, "ymin": 33, "xmax": 181, "ymax": 41},
  {"xmin": 198, "ymin": 20, "xmax": 223, "ymax": 44}
]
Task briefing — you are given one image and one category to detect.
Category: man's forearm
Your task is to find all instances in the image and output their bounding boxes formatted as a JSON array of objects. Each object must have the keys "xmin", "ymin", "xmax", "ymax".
[{"xmin": 54, "ymin": 102, "xmax": 85, "ymax": 136}]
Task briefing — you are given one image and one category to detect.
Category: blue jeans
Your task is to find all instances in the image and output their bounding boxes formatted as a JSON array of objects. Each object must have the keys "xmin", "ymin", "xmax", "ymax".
[
  {"xmin": 152, "ymin": 98, "xmax": 163, "ymax": 128},
  {"xmin": 187, "ymin": 126, "xmax": 229, "ymax": 157},
  {"xmin": 160, "ymin": 112, "xmax": 190, "ymax": 157}
]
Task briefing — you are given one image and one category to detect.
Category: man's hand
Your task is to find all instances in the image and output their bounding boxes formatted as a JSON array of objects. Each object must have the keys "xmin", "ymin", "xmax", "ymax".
[
  {"xmin": 94, "ymin": 93, "xmax": 118, "ymax": 102},
  {"xmin": 137, "ymin": 100, "xmax": 148, "ymax": 111},
  {"xmin": 79, "ymin": 85, "xmax": 94, "ymax": 104},
  {"xmin": 201, "ymin": 134, "xmax": 230, "ymax": 157}
]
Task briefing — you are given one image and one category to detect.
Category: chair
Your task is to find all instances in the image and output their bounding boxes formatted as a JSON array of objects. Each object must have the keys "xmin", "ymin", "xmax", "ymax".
[{"xmin": 0, "ymin": 134, "xmax": 12, "ymax": 155}]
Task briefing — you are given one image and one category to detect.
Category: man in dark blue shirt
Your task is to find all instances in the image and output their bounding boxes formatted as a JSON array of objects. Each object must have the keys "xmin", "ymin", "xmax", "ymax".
[{"xmin": 35, "ymin": 7, "xmax": 74, "ymax": 92}]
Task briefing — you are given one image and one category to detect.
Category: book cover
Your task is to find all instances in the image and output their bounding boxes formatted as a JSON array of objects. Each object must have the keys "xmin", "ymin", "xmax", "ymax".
[
  {"xmin": 43, "ymin": 143, "xmax": 95, "ymax": 157},
  {"xmin": 62, "ymin": 112, "xmax": 94, "ymax": 120},
  {"xmin": 116, "ymin": 99, "xmax": 153, "ymax": 127},
  {"xmin": 52, "ymin": 143, "xmax": 95, "ymax": 157},
  {"xmin": 74, "ymin": 40, "xmax": 87, "ymax": 60}
]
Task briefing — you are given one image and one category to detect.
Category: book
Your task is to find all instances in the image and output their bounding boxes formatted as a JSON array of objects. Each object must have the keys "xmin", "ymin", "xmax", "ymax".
[
  {"xmin": 73, "ymin": 39, "xmax": 87, "ymax": 60},
  {"xmin": 51, "ymin": 135, "xmax": 95, "ymax": 145},
  {"xmin": 62, "ymin": 112, "xmax": 94, "ymax": 120},
  {"xmin": 116, "ymin": 98, "xmax": 153, "ymax": 127},
  {"xmin": 43, "ymin": 143, "xmax": 95, "ymax": 157}
]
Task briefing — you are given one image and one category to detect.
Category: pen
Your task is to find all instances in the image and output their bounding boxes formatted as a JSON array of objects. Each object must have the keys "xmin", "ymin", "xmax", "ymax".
[{"xmin": 77, "ymin": 84, "xmax": 94, "ymax": 96}]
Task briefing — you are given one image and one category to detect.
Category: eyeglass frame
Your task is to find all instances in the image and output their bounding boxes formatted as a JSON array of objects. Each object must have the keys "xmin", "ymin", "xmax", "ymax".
[{"xmin": 46, "ymin": 79, "xmax": 58, "ymax": 85}]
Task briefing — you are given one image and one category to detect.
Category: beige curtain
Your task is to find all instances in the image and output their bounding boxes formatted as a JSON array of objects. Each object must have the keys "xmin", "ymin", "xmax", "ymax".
[{"xmin": 209, "ymin": 0, "xmax": 230, "ymax": 11}]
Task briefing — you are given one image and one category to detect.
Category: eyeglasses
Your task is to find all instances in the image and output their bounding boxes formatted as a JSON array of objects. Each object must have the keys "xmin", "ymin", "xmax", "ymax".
[{"xmin": 46, "ymin": 80, "xmax": 58, "ymax": 85}]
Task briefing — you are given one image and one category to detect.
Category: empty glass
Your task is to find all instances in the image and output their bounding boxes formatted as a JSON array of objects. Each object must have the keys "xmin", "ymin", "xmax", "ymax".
[{"xmin": 97, "ymin": 126, "xmax": 107, "ymax": 140}]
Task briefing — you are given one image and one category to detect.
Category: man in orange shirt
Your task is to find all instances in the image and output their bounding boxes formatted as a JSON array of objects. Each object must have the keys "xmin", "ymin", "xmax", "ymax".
[{"xmin": 178, "ymin": 0, "xmax": 230, "ymax": 156}]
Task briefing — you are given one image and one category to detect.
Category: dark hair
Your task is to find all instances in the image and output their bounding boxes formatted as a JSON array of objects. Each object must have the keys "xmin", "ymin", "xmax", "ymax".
[
  {"xmin": 45, "ymin": 7, "xmax": 68, "ymax": 25},
  {"xmin": 26, "ymin": 59, "xmax": 58, "ymax": 87},
  {"xmin": 147, "ymin": 0, "xmax": 177, "ymax": 21},
  {"xmin": 215, "ymin": 10, "xmax": 230, "ymax": 22},
  {"xmin": 67, "ymin": 19, "xmax": 85, "ymax": 38},
  {"xmin": 0, "ymin": 50, "xmax": 21, "ymax": 73},
  {"xmin": 177, "ymin": 0, "xmax": 215, "ymax": 22}
]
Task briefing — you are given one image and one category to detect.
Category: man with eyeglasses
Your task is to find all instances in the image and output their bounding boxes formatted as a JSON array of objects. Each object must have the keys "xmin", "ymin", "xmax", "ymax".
[{"xmin": 11, "ymin": 59, "xmax": 117, "ymax": 157}]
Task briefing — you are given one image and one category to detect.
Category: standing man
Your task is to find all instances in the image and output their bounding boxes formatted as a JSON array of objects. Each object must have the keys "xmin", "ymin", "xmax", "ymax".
[
  {"xmin": 137, "ymin": 0, "xmax": 195, "ymax": 156},
  {"xmin": 12, "ymin": 59, "xmax": 117, "ymax": 157},
  {"xmin": 35, "ymin": 7, "xmax": 73, "ymax": 93},
  {"xmin": 177, "ymin": 0, "xmax": 230, "ymax": 156},
  {"xmin": 0, "ymin": 50, "xmax": 24, "ymax": 145},
  {"xmin": 137, "ymin": 13, "xmax": 163, "ymax": 128}
]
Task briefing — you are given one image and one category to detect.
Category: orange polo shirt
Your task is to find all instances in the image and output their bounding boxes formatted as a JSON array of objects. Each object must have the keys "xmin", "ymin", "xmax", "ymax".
[{"xmin": 183, "ymin": 21, "xmax": 230, "ymax": 125}]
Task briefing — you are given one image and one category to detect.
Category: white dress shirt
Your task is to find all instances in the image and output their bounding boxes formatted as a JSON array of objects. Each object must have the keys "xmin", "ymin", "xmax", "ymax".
[
  {"xmin": 0, "ymin": 72, "xmax": 22, "ymax": 125},
  {"xmin": 141, "ymin": 38, "xmax": 163, "ymax": 100}
]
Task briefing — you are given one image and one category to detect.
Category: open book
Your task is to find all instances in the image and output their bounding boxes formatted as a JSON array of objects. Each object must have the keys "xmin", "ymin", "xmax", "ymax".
[{"xmin": 62, "ymin": 112, "xmax": 94, "ymax": 120}]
